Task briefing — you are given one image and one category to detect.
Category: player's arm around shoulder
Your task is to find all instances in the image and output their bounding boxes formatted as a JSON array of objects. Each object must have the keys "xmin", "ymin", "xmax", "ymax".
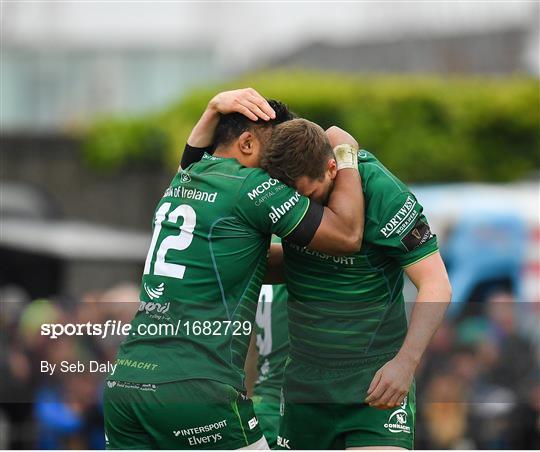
[
  {"xmin": 307, "ymin": 126, "xmax": 365, "ymax": 255},
  {"xmin": 235, "ymin": 160, "xmax": 363, "ymax": 256}
]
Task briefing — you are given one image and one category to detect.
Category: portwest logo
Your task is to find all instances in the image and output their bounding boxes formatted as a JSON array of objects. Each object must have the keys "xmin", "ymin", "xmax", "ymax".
[
  {"xmin": 380, "ymin": 196, "xmax": 416, "ymax": 238},
  {"xmin": 269, "ymin": 192, "xmax": 301, "ymax": 224},
  {"xmin": 180, "ymin": 172, "xmax": 191, "ymax": 183},
  {"xmin": 247, "ymin": 178, "xmax": 280, "ymax": 200}
]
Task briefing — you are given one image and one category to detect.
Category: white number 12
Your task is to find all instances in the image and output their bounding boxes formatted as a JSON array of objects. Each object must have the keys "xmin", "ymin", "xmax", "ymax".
[{"xmin": 143, "ymin": 203, "xmax": 196, "ymax": 279}]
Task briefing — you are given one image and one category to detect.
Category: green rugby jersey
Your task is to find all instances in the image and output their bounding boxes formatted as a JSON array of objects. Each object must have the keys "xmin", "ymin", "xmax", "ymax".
[
  {"xmin": 283, "ymin": 150, "xmax": 438, "ymax": 363},
  {"xmin": 253, "ymin": 282, "xmax": 289, "ymax": 400},
  {"xmin": 111, "ymin": 153, "xmax": 310, "ymax": 390}
]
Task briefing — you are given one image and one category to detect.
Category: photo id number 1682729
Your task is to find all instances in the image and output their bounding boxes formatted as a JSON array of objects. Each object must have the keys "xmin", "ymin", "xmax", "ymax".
[{"xmin": 182, "ymin": 320, "xmax": 252, "ymax": 336}]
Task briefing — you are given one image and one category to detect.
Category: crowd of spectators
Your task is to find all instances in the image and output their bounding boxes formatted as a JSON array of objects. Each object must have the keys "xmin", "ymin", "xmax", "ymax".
[
  {"xmin": 416, "ymin": 291, "xmax": 540, "ymax": 449},
  {"xmin": 0, "ymin": 284, "xmax": 138, "ymax": 449},
  {"xmin": 0, "ymin": 283, "xmax": 538, "ymax": 449}
]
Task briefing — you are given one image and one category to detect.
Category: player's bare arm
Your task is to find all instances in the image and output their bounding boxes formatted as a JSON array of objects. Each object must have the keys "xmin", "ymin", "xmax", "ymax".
[
  {"xmin": 308, "ymin": 155, "xmax": 363, "ymax": 255},
  {"xmin": 365, "ymin": 252, "xmax": 451, "ymax": 408},
  {"xmin": 326, "ymin": 125, "xmax": 359, "ymax": 149},
  {"xmin": 306, "ymin": 126, "xmax": 364, "ymax": 255}
]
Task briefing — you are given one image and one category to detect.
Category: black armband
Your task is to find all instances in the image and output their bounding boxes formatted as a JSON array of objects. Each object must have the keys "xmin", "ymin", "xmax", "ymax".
[
  {"xmin": 181, "ymin": 143, "xmax": 213, "ymax": 169},
  {"xmin": 285, "ymin": 201, "xmax": 324, "ymax": 247}
]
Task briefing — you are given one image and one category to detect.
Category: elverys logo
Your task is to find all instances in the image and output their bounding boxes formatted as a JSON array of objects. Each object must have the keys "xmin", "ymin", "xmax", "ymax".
[
  {"xmin": 180, "ymin": 172, "xmax": 191, "ymax": 183},
  {"xmin": 107, "ymin": 381, "xmax": 116, "ymax": 388},
  {"xmin": 268, "ymin": 192, "xmax": 301, "ymax": 224},
  {"xmin": 144, "ymin": 282, "xmax": 165, "ymax": 300}
]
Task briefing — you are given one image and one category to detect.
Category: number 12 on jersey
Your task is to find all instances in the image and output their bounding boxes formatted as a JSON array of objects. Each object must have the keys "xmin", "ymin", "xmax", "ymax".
[{"xmin": 143, "ymin": 203, "xmax": 196, "ymax": 279}]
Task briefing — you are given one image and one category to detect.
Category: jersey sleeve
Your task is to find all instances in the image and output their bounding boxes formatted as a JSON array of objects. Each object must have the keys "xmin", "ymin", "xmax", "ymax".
[
  {"xmin": 235, "ymin": 171, "xmax": 311, "ymax": 238},
  {"xmin": 369, "ymin": 191, "xmax": 439, "ymax": 267},
  {"xmin": 180, "ymin": 143, "xmax": 213, "ymax": 169}
]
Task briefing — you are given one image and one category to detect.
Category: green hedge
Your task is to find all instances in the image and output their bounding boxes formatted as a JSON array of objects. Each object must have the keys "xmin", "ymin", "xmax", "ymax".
[{"xmin": 83, "ymin": 72, "xmax": 540, "ymax": 182}]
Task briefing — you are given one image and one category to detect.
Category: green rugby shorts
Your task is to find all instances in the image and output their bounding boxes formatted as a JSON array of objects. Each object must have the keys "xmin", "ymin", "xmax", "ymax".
[
  {"xmin": 103, "ymin": 378, "xmax": 265, "ymax": 449},
  {"xmin": 277, "ymin": 353, "xmax": 416, "ymax": 450}
]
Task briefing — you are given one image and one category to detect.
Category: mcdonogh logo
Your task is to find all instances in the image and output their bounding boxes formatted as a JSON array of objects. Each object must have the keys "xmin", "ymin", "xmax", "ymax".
[{"xmin": 247, "ymin": 178, "xmax": 280, "ymax": 200}]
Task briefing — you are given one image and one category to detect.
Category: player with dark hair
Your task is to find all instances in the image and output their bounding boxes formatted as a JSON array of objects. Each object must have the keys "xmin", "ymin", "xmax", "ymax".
[
  {"xmin": 261, "ymin": 119, "xmax": 452, "ymax": 450},
  {"xmin": 180, "ymin": 96, "xmax": 295, "ymax": 170},
  {"xmin": 103, "ymin": 89, "xmax": 364, "ymax": 450}
]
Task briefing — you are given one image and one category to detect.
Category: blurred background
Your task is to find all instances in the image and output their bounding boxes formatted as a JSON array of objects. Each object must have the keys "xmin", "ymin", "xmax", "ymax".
[{"xmin": 1, "ymin": 0, "xmax": 539, "ymax": 449}]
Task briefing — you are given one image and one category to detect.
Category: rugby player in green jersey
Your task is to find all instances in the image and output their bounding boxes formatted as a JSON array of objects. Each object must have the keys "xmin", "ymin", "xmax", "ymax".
[
  {"xmin": 103, "ymin": 89, "xmax": 364, "ymax": 450},
  {"xmin": 260, "ymin": 119, "xmax": 452, "ymax": 450},
  {"xmin": 250, "ymin": 238, "xmax": 290, "ymax": 449}
]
